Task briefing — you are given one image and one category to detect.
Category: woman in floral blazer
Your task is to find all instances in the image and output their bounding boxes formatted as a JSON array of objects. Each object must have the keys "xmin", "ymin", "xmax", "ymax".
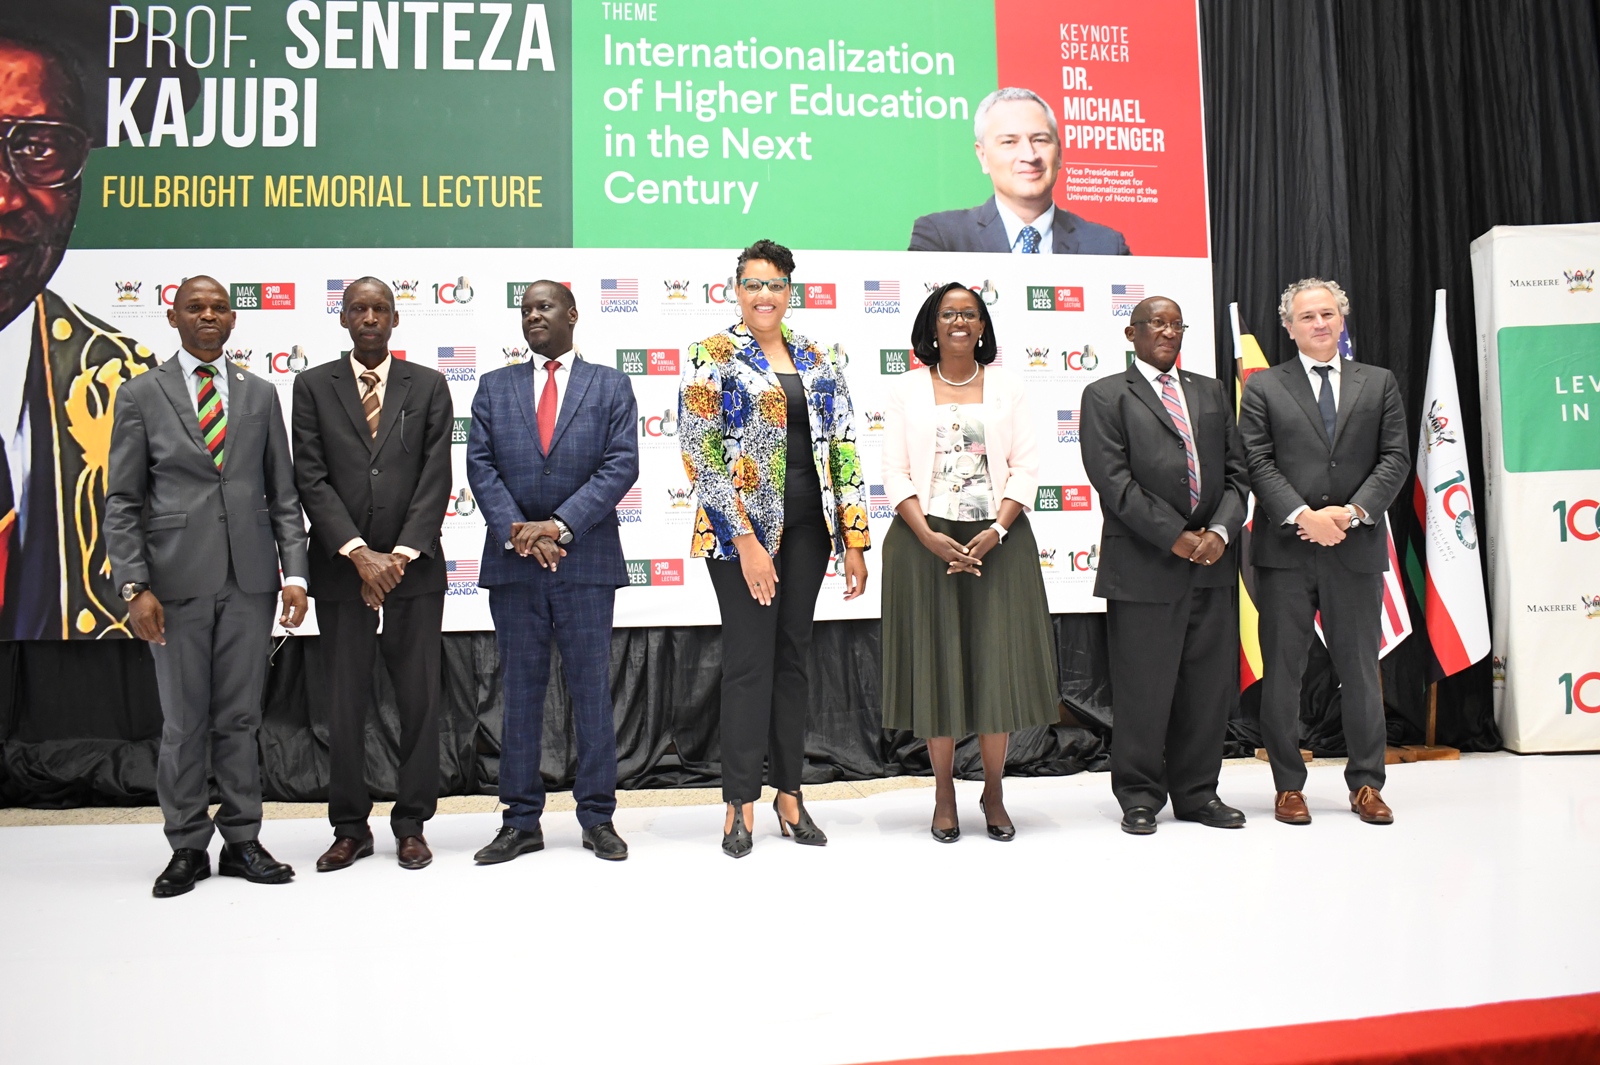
[{"xmin": 678, "ymin": 239, "xmax": 869, "ymax": 858}]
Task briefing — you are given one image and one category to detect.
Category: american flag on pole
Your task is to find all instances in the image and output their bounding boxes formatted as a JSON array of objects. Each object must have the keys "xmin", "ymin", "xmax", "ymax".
[
  {"xmin": 599, "ymin": 278, "xmax": 638, "ymax": 307},
  {"xmin": 1057, "ymin": 409, "xmax": 1080, "ymax": 443},
  {"xmin": 436, "ymin": 346, "xmax": 476, "ymax": 371},
  {"xmin": 1111, "ymin": 284, "xmax": 1145, "ymax": 311},
  {"xmin": 325, "ymin": 279, "xmax": 359, "ymax": 313},
  {"xmin": 864, "ymin": 280, "xmax": 899, "ymax": 304},
  {"xmin": 446, "ymin": 559, "xmax": 478, "ymax": 585}
]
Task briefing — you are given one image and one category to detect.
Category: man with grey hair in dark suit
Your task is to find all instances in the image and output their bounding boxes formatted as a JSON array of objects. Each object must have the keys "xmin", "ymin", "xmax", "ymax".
[
  {"xmin": 909, "ymin": 87, "xmax": 1130, "ymax": 255},
  {"xmin": 106, "ymin": 276, "xmax": 310, "ymax": 897}
]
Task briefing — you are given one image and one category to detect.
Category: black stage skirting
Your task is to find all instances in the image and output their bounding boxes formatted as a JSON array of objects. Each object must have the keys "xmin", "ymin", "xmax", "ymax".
[{"xmin": 0, "ymin": 612, "xmax": 1498, "ymax": 808}]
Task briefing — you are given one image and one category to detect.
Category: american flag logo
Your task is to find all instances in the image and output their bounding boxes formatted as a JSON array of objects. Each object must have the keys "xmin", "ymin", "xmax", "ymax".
[
  {"xmin": 617, "ymin": 487, "xmax": 643, "ymax": 508},
  {"xmin": 325, "ymin": 279, "xmax": 360, "ymax": 314},
  {"xmin": 1057, "ymin": 409, "xmax": 1081, "ymax": 443},
  {"xmin": 864, "ymin": 280, "xmax": 900, "ymax": 305},
  {"xmin": 1110, "ymin": 283, "xmax": 1145, "ymax": 311},
  {"xmin": 599, "ymin": 278, "xmax": 639, "ymax": 306},
  {"xmin": 446, "ymin": 559, "xmax": 479, "ymax": 584},
  {"xmin": 870, "ymin": 484, "xmax": 889, "ymax": 506},
  {"xmin": 437, "ymin": 346, "xmax": 476, "ymax": 370}
]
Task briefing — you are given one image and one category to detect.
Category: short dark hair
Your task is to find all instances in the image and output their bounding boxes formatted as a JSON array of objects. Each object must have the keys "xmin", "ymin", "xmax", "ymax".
[
  {"xmin": 910, "ymin": 283, "xmax": 998, "ymax": 366},
  {"xmin": 343, "ymin": 276, "xmax": 393, "ymax": 305},
  {"xmin": 524, "ymin": 279, "xmax": 575, "ymax": 311},
  {"xmin": 735, "ymin": 239, "xmax": 795, "ymax": 280}
]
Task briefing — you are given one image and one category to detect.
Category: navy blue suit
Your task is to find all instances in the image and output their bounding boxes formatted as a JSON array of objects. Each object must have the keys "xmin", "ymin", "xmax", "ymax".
[
  {"xmin": 466, "ymin": 357, "xmax": 639, "ymax": 830},
  {"xmin": 909, "ymin": 197, "xmax": 1131, "ymax": 254}
]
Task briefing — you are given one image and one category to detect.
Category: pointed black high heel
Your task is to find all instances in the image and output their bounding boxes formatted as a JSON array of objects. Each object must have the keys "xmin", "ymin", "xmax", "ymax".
[
  {"xmin": 773, "ymin": 790, "xmax": 827, "ymax": 846},
  {"xmin": 979, "ymin": 794, "xmax": 1016, "ymax": 842},
  {"xmin": 722, "ymin": 803, "xmax": 753, "ymax": 859}
]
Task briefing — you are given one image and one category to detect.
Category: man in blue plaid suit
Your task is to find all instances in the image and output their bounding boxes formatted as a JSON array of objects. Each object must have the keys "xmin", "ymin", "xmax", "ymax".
[{"xmin": 465, "ymin": 281, "xmax": 639, "ymax": 863}]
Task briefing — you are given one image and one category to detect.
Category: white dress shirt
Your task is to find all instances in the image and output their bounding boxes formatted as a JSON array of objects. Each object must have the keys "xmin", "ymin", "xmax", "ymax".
[
  {"xmin": 339, "ymin": 351, "xmax": 418, "ymax": 560},
  {"xmin": 1131, "ymin": 357, "xmax": 1227, "ymax": 544},
  {"xmin": 174, "ymin": 348, "xmax": 307, "ymax": 588},
  {"xmin": 994, "ymin": 200, "xmax": 1056, "ymax": 255},
  {"xmin": 534, "ymin": 349, "xmax": 577, "ymax": 416},
  {"xmin": 1285, "ymin": 350, "xmax": 1368, "ymax": 525}
]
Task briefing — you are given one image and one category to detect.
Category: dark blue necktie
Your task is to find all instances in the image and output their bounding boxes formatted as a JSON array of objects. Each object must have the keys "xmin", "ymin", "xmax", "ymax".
[
  {"xmin": 1313, "ymin": 366, "xmax": 1336, "ymax": 444},
  {"xmin": 1018, "ymin": 225, "xmax": 1041, "ymax": 253}
]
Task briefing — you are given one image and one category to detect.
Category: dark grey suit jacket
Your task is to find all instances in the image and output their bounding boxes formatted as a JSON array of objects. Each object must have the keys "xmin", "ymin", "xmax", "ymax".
[
  {"xmin": 1081, "ymin": 366, "xmax": 1249, "ymax": 603},
  {"xmin": 909, "ymin": 196, "xmax": 1131, "ymax": 255},
  {"xmin": 106, "ymin": 355, "xmax": 309, "ymax": 600},
  {"xmin": 1238, "ymin": 359, "xmax": 1409, "ymax": 573}
]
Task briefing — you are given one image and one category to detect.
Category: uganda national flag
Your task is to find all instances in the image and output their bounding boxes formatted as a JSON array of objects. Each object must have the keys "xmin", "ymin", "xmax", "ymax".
[{"xmin": 1231, "ymin": 304, "xmax": 1271, "ymax": 690}]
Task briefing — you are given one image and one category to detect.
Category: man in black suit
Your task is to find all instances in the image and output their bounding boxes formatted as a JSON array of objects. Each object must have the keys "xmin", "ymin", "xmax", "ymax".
[
  {"xmin": 292, "ymin": 278, "xmax": 453, "ymax": 871},
  {"xmin": 1239, "ymin": 279, "xmax": 1409, "ymax": 826},
  {"xmin": 106, "ymin": 276, "xmax": 309, "ymax": 897},
  {"xmin": 909, "ymin": 87, "xmax": 1130, "ymax": 255},
  {"xmin": 1082, "ymin": 296, "xmax": 1249, "ymax": 835}
]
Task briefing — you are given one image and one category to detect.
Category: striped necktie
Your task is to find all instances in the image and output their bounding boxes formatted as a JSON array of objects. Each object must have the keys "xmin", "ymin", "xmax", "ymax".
[
  {"xmin": 360, "ymin": 370, "xmax": 381, "ymax": 438},
  {"xmin": 194, "ymin": 363, "xmax": 226, "ymax": 470},
  {"xmin": 1157, "ymin": 372, "xmax": 1199, "ymax": 511}
]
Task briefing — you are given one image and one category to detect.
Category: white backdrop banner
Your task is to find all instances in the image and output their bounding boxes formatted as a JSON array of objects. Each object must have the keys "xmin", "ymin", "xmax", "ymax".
[
  {"xmin": 60, "ymin": 247, "xmax": 1214, "ymax": 631},
  {"xmin": 1470, "ymin": 223, "xmax": 1600, "ymax": 751}
]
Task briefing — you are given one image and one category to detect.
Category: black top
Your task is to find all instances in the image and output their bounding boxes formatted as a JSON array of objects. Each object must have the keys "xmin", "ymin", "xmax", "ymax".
[{"xmin": 776, "ymin": 372, "xmax": 824, "ymax": 527}]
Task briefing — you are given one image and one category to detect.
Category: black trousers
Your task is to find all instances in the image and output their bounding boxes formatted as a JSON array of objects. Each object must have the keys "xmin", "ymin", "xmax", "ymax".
[
  {"xmin": 706, "ymin": 513, "xmax": 831, "ymax": 805},
  {"xmin": 1106, "ymin": 585, "xmax": 1234, "ymax": 814},
  {"xmin": 1257, "ymin": 553, "xmax": 1386, "ymax": 794},
  {"xmin": 318, "ymin": 593, "xmax": 445, "ymax": 839}
]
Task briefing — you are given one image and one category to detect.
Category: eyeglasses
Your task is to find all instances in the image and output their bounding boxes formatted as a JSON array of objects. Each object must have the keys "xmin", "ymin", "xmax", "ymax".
[
  {"xmin": 0, "ymin": 119, "xmax": 91, "ymax": 190},
  {"xmin": 737, "ymin": 277, "xmax": 791, "ymax": 294},
  {"xmin": 938, "ymin": 308, "xmax": 982, "ymax": 323},
  {"xmin": 1132, "ymin": 318, "xmax": 1189, "ymax": 334}
]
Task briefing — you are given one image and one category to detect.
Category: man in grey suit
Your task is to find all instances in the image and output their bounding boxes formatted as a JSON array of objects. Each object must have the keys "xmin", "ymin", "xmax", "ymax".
[
  {"xmin": 909, "ymin": 87, "xmax": 1130, "ymax": 255},
  {"xmin": 106, "ymin": 276, "xmax": 310, "ymax": 897},
  {"xmin": 1239, "ymin": 279, "xmax": 1409, "ymax": 827}
]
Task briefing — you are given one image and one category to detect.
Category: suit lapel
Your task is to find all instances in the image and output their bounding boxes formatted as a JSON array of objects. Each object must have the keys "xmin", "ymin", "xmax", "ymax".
[
  {"xmin": 1281, "ymin": 361, "xmax": 1331, "ymax": 450},
  {"xmin": 371, "ymin": 359, "xmax": 411, "ymax": 455},
  {"xmin": 508, "ymin": 360, "xmax": 541, "ymax": 454},
  {"xmin": 1331, "ymin": 362, "xmax": 1365, "ymax": 449},
  {"xmin": 973, "ymin": 198, "xmax": 1011, "ymax": 253},
  {"xmin": 1125, "ymin": 365, "xmax": 1181, "ymax": 438},
  {"xmin": 1052, "ymin": 209, "xmax": 1079, "ymax": 253},
  {"xmin": 155, "ymin": 356, "xmax": 214, "ymax": 460},
  {"xmin": 330, "ymin": 357, "xmax": 376, "ymax": 452},
  {"xmin": 547, "ymin": 358, "xmax": 595, "ymax": 455}
]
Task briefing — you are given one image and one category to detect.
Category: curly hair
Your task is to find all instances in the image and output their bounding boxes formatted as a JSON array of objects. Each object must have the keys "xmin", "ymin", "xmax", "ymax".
[
  {"xmin": 735, "ymin": 239, "xmax": 796, "ymax": 280},
  {"xmin": 1278, "ymin": 277, "xmax": 1351, "ymax": 323},
  {"xmin": 910, "ymin": 282, "xmax": 998, "ymax": 367}
]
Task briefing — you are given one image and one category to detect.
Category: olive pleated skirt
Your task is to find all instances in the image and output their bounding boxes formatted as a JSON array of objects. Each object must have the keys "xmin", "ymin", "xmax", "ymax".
[{"xmin": 881, "ymin": 513, "xmax": 1058, "ymax": 739}]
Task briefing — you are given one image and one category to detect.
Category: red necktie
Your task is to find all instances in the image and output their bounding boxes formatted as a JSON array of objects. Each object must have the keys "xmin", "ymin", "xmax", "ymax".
[{"xmin": 537, "ymin": 359, "xmax": 559, "ymax": 452}]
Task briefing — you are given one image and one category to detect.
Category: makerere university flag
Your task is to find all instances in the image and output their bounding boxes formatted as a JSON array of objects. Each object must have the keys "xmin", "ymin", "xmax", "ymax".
[{"xmin": 1409, "ymin": 289, "xmax": 1490, "ymax": 679}]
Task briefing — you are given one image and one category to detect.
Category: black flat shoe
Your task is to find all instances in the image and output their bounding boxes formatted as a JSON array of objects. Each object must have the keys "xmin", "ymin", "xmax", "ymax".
[
  {"xmin": 474, "ymin": 826, "xmax": 545, "ymax": 865},
  {"xmin": 978, "ymin": 795, "xmax": 1016, "ymax": 842},
  {"xmin": 1121, "ymin": 807, "xmax": 1157, "ymax": 835},
  {"xmin": 218, "ymin": 840, "xmax": 294, "ymax": 884},
  {"xmin": 582, "ymin": 821, "xmax": 629, "ymax": 861},
  {"xmin": 1175, "ymin": 798, "xmax": 1247, "ymax": 829},
  {"xmin": 773, "ymin": 791, "xmax": 827, "ymax": 846},
  {"xmin": 153, "ymin": 848, "xmax": 210, "ymax": 898},
  {"xmin": 722, "ymin": 804, "xmax": 753, "ymax": 858}
]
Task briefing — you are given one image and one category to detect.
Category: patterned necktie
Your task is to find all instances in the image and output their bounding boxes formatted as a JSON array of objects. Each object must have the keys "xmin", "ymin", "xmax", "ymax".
[
  {"xmin": 360, "ymin": 370, "xmax": 381, "ymax": 438},
  {"xmin": 1313, "ymin": 365, "xmax": 1337, "ymax": 444},
  {"xmin": 1018, "ymin": 224, "xmax": 1042, "ymax": 254},
  {"xmin": 537, "ymin": 359, "xmax": 559, "ymax": 452},
  {"xmin": 194, "ymin": 363, "xmax": 226, "ymax": 470},
  {"xmin": 1157, "ymin": 373, "xmax": 1199, "ymax": 511}
]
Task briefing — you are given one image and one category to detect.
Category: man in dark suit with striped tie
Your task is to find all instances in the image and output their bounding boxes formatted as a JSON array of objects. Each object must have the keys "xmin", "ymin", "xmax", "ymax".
[
  {"xmin": 466, "ymin": 281, "xmax": 638, "ymax": 863},
  {"xmin": 106, "ymin": 276, "xmax": 309, "ymax": 896},
  {"xmin": 292, "ymin": 278, "xmax": 454, "ymax": 872},
  {"xmin": 1081, "ymin": 296, "xmax": 1250, "ymax": 835}
]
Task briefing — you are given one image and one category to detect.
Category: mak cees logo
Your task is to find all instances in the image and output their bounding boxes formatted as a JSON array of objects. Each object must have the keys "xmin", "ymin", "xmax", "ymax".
[
  {"xmin": 1036, "ymin": 485, "xmax": 1092, "ymax": 512},
  {"xmin": 231, "ymin": 283, "xmax": 295, "ymax": 310},
  {"xmin": 626, "ymin": 559, "xmax": 685, "ymax": 586},
  {"xmin": 506, "ymin": 280, "xmax": 573, "ymax": 308},
  {"xmin": 616, "ymin": 348, "xmax": 681, "ymax": 375},
  {"xmin": 436, "ymin": 346, "xmax": 476, "ymax": 382},
  {"xmin": 1026, "ymin": 286, "xmax": 1084, "ymax": 312},
  {"xmin": 880, "ymin": 348, "xmax": 924, "ymax": 375},
  {"xmin": 1056, "ymin": 409, "xmax": 1081, "ymax": 444},
  {"xmin": 1554, "ymin": 498, "xmax": 1599, "ymax": 542},
  {"xmin": 600, "ymin": 278, "xmax": 640, "ymax": 312},
  {"xmin": 788, "ymin": 283, "xmax": 836, "ymax": 309},
  {"xmin": 863, "ymin": 280, "xmax": 900, "ymax": 313},
  {"xmin": 451, "ymin": 417, "xmax": 470, "ymax": 445},
  {"xmin": 616, "ymin": 486, "xmax": 643, "ymax": 524},
  {"xmin": 1558, "ymin": 669, "xmax": 1600, "ymax": 714}
]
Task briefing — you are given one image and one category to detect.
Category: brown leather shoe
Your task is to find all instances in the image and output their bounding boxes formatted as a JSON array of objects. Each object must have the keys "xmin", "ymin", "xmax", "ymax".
[
  {"xmin": 1274, "ymin": 790, "xmax": 1312, "ymax": 825},
  {"xmin": 316, "ymin": 834, "xmax": 374, "ymax": 872},
  {"xmin": 397, "ymin": 835, "xmax": 433, "ymax": 870},
  {"xmin": 1350, "ymin": 786, "xmax": 1394, "ymax": 824}
]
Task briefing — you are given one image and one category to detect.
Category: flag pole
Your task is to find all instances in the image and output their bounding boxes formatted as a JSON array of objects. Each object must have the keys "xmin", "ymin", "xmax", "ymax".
[{"xmin": 1426, "ymin": 681, "xmax": 1438, "ymax": 748}]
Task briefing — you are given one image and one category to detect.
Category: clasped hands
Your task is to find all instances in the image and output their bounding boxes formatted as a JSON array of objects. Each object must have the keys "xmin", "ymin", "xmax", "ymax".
[
  {"xmin": 923, "ymin": 527, "xmax": 1003, "ymax": 577},
  {"xmin": 1170, "ymin": 529, "xmax": 1225, "ymax": 566},
  {"xmin": 352, "ymin": 544, "xmax": 409, "ymax": 611},
  {"xmin": 1294, "ymin": 506, "xmax": 1354, "ymax": 547}
]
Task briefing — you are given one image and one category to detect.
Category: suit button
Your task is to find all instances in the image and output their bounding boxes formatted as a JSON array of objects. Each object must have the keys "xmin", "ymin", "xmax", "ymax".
[
  {"xmin": 221, "ymin": 478, "xmax": 229, "ymax": 485},
  {"xmin": 370, "ymin": 468, "xmax": 380, "ymax": 476},
  {"xmin": 218, "ymin": 514, "xmax": 226, "ymax": 522},
  {"xmin": 1330, "ymin": 461, "xmax": 1338, "ymax": 467},
  {"xmin": 1321, "ymin": 495, "xmax": 1330, "ymax": 501},
  {"xmin": 544, "ymin": 467, "xmax": 551, "ymax": 475}
]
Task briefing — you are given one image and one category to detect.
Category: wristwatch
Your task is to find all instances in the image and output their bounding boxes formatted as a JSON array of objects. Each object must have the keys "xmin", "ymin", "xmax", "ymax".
[
  {"xmin": 552, "ymin": 518, "xmax": 573, "ymax": 545},
  {"xmin": 120, "ymin": 581, "xmax": 149, "ymax": 602},
  {"xmin": 988, "ymin": 522, "xmax": 1009, "ymax": 544}
]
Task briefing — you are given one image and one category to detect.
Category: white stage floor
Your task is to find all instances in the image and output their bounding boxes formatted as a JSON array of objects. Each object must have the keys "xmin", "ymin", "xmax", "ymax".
[{"xmin": 3, "ymin": 752, "xmax": 1599, "ymax": 1065}]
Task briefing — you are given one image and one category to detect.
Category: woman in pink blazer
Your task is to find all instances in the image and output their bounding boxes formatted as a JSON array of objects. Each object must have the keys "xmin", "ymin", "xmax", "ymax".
[{"xmin": 880, "ymin": 283, "xmax": 1058, "ymax": 842}]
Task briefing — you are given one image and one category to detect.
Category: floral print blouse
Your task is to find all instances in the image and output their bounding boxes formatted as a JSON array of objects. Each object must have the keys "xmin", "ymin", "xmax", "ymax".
[{"xmin": 679, "ymin": 321, "xmax": 870, "ymax": 561}]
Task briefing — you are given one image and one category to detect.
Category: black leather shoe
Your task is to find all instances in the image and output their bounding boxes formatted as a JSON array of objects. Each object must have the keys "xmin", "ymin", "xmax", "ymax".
[
  {"xmin": 722, "ymin": 805, "xmax": 753, "ymax": 859},
  {"xmin": 773, "ymin": 791, "xmax": 828, "ymax": 846},
  {"xmin": 1121, "ymin": 807, "xmax": 1157, "ymax": 835},
  {"xmin": 582, "ymin": 822, "xmax": 629, "ymax": 861},
  {"xmin": 218, "ymin": 840, "xmax": 294, "ymax": 884},
  {"xmin": 979, "ymin": 795, "xmax": 1016, "ymax": 842},
  {"xmin": 1175, "ymin": 798, "xmax": 1247, "ymax": 829},
  {"xmin": 153, "ymin": 848, "xmax": 211, "ymax": 898},
  {"xmin": 474, "ymin": 825, "xmax": 544, "ymax": 865}
]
